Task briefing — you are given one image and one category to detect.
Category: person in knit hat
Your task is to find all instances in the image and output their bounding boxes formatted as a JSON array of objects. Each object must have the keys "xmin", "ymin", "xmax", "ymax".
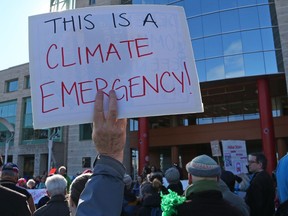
[
  {"xmin": 175, "ymin": 154, "xmax": 243, "ymax": 216},
  {"xmin": 165, "ymin": 167, "xmax": 183, "ymax": 195}
]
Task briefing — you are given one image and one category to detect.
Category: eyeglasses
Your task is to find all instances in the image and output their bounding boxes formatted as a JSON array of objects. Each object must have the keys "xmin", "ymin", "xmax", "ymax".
[{"xmin": 248, "ymin": 160, "xmax": 258, "ymax": 164}]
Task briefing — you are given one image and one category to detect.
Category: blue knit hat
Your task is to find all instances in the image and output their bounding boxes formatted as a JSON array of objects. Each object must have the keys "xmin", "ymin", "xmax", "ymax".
[
  {"xmin": 186, "ymin": 154, "xmax": 221, "ymax": 177},
  {"xmin": 165, "ymin": 167, "xmax": 180, "ymax": 184}
]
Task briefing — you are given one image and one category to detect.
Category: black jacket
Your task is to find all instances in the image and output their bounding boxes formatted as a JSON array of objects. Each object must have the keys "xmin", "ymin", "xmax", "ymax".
[
  {"xmin": 138, "ymin": 193, "xmax": 162, "ymax": 216},
  {"xmin": 177, "ymin": 190, "xmax": 243, "ymax": 216},
  {"xmin": 0, "ymin": 185, "xmax": 31, "ymax": 216},
  {"xmin": 276, "ymin": 200, "xmax": 288, "ymax": 216},
  {"xmin": 245, "ymin": 171, "xmax": 275, "ymax": 216},
  {"xmin": 33, "ymin": 194, "xmax": 70, "ymax": 216}
]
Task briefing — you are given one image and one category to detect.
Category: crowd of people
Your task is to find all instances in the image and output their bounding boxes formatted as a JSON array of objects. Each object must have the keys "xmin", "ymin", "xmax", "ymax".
[{"xmin": 1, "ymin": 90, "xmax": 288, "ymax": 216}]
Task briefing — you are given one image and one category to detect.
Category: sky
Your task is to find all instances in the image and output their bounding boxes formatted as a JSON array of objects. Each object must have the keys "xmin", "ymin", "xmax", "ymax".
[{"xmin": 0, "ymin": 1, "xmax": 50, "ymax": 70}]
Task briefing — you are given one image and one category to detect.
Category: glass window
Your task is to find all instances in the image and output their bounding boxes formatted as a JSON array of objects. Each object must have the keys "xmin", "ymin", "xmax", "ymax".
[
  {"xmin": 228, "ymin": 114, "xmax": 244, "ymax": 122},
  {"xmin": 203, "ymin": 13, "xmax": 221, "ymax": 36},
  {"xmin": 196, "ymin": 60, "xmax": 206, "ymax": 82},
  {"xmin": 0, "ymin": 101, "xmax": 16, "ymax": 123},
  {"xmin": 184, "ymin": 0, "xmax": 201, "ymax": 17},
  {"xmin": 192, "ymin": 39, "xmax": 205, "ymax": 60},
  {"xmin": 257, "ymin": 0, "xmax": 269, "ymax": 3},
  {"xmin": 22, "ymin": 97, "xmax": 33, "ymax": 128},
  {"xmin": 79, "ymin": 124, "xmax": 92, "ymax": 140},
  {"xmin": 244, "ymin": 113, "xmax": 260, "ymax": 120},
  {"xmin": 219, "ymin": 0, "xmax": 237, "ymax": 10},
  {"xmin": 220, "ymin": 10, "xmax": 240, "ymax": 33},
  {"xmin": 214, "ymin": 116, "xmax": 228, "ymax": 123},
  {"xmin": 6, "ymin": 79, "xmax": 18, "ymax": 92},
  {"xmin": 156, "ymin": 0, "xmax": 169, "ymax": 3},
  {"xmin": 238, "ymin": 0, "xmax": 257, "ymax": 7},
  {"xmin": 264, "ymin": 51, "xmax": 278, "ymax": 74},
  {"xmin": 271, "ymin": 97, "xmax": 281, "ymax": 117},
  {"xmin": 239, "ymin": 7, "xmax": 260, "ymax": 30},
  {"xmin": 244, "ymin": 52, "xmax": 265, "ymax": 76},
  {"xmin": 206, "ymin": 57, "xmax": 225, "ymax": 81},
  {"xmin": 188, "ymin": 17, "xmax": 203, "ymax": 39},
  {"xmin": 129, "ymin": 119, "xmax": 139, "ymax": 131},
  {"xmin": 0, "ymin": 101, "xmax": 16, "ymax": 146},
  {"xmin": 197, "ymin": 117, "xmax": 213, "ymax": 125},
  {"xmin": 223, "ymin": 32, "xmax": 242, "ymax": 55},
  {"xmin": 173, "ymin": 1, "xmax": 184, "ymax": 7},
  {"xmin": 258, "ymin": 5, "xmax": 272, "ymax": 27},
  {"xmin": 89, "ymin": 0, "xmax": 96, "ymax": 5},
  {"xmin": 272, "ymin": 27, "xmax": 282, "ymax": 49},
  {"xmin": 22, "ymin": 97, "xmax": 48, "ymax": 143},
  {"xmin": 241, "ymin": 30, "xmax": 262, "ymax": 52},
  {"xmin": 261, "ymin": 28, "xmax": 275, "ymax": 50},
  {"xmin": 204, "ymin": 36, "xmax": 223, "ymax": 58},
  {"xmin": 201, "ymin": 0, "xmax": 219, "ymax": 13},
  {"xmin": 224, "ymin": 55, "xmax": 245, "ymax": 78},
  {"xmin": 275, "ymin": 50, "xmax": 284, "ymax": 72},
  {"xmin": 25, "ymin": 76, "xmax": 30, "ymax": 89},
  {"xmin": 48, "ymin": 127, "xmax": 62, "ymax": 142}
]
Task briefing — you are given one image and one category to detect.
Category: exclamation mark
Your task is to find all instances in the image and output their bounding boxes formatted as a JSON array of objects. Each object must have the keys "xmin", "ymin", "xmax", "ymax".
[{"xmin": 183, "ymin": 61, "xmax": 192, "ymax": 94}]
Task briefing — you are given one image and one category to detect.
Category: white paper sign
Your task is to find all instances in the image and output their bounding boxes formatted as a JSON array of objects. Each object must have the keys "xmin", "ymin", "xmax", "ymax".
[
  {"xmin": 210, "ymin": 140, "xmax": 222, "ymax": 157},
  {"xmin": 222, "ymin": 140, "xmax": 248, "ymax": 174},
  {"xmin": 29, "ymin": 5, "xmax": 203, "ymax": 129}
]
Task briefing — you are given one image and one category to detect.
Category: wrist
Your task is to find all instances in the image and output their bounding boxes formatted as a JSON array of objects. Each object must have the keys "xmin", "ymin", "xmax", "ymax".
[
  {"xmin": 96, "ymin": 150, "xmax": 124, "ymax": 163},
  {"xmin": 93, "ymin": 154, "xmax": 125, "ymax": 176}
]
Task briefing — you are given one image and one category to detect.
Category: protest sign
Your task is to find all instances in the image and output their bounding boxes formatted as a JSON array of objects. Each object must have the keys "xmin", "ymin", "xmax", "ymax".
[
  {"xmin": 27, "ymin": 189, "xmax": 47, "ymax": 204},
  {"xmin": 222, "ymin": 140, "xmax": 248, "ymax": 174},
  {"xmin": 29, "ymin": 5, "xmax": 203, "ymax": 129},
  {"xmin": 210, "ymin": 140, "xmax": 222, "ymax": 157}
]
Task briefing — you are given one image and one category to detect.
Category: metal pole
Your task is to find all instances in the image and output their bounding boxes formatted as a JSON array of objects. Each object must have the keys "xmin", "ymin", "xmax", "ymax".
[
  {"xmin": 4, "ymin": 132, "xmax": 14, "ymax": 164},
  {"xmin": 47, "ymin": 127, "xmax": 60, "ymax": 171},
  {"xmin": 5, "ymin": 141, "xmax": 9, "ymax": 164},
  {"xmin": 48, "ymin": 139, "xmax": 53, "ymax": 171}
]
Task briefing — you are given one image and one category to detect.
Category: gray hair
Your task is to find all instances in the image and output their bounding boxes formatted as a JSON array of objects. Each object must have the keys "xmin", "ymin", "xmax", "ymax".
[
  {"xmin": 45, "ymin": 174, "xmax": 67, "ymax": 197},
  {"xmin": 27, "ymin": 179, "xmax": 36, "ymax": 188},
  {"xmin": 1, "ymin": 169, "xmax": 18, "ymax": 177}
]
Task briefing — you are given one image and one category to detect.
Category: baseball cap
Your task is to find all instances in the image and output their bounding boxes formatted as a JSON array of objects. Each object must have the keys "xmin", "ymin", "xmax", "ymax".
[{"xmin": 2, "ymin": 162, "xmax": 19, "ymax": 173}]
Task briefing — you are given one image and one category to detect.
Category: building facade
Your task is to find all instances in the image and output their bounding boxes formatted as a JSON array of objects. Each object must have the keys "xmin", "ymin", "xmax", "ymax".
[
  {"xmin": 130, "ymin": 0, "xmax": 288, "ymax": 174},
  {"xmin": 1, "ymin": 0, "xmax": 288, "ymax": 178}
]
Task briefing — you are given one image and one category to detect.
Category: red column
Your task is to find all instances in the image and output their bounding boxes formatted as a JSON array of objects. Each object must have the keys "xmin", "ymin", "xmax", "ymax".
[
  {"xmin": 138, "ymin": 117, "xmax": 149, "ymax": 176},
  {"xmin": 257, "ymin": 78, "xmax": 277, "ymax": 174}
]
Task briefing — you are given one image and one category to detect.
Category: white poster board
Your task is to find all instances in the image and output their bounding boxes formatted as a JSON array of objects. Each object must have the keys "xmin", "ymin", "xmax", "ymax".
[
  {"xmin": 222, "ymin": 140, "xmax": 248, "ymax": 174},
  {"xmin": 210, "ymin": 140, "xmax": 222, "ymax": 157},
  {"xmin": 29, "ymin": 5, "xmax": 203, "ymax": 129}
]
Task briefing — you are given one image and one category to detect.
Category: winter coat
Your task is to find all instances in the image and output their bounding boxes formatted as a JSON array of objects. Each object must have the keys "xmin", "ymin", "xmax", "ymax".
[
  {"xmin": 219, "ymin": 179, "xmax": 250, "ymax": 216},
  {"xmin": 176, "ymin": 180, "xmax": 243, "ymax": 216},
  {"xmin": 76, "ymin": 154, "xmax": 126, "ymax": 216},
  {"xmin": 33, "ymin": 194, "xmax": 70, "ymax": 216},
  {"xmin": 276, "ymin": 154, "xmax": 288, "ymax": 204},
  {"xmin": 245, "ymin": 170, "xmax": 275, "ymax": 216},
  {"xmin": 0, "ymin": 185, "xmax": 31, "ymax": 216}
]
